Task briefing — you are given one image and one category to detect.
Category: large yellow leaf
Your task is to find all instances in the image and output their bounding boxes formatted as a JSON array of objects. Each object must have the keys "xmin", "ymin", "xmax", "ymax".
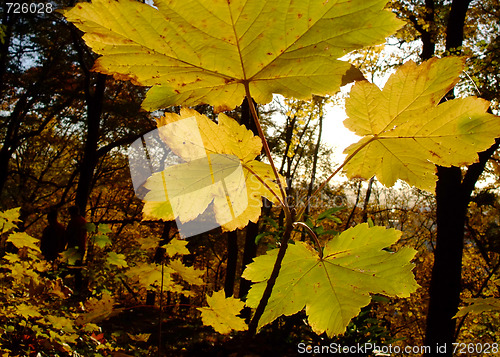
[
  {"xmin": 63, "ymin": 0, "xmax": 402, "ymax": 111},
  {"xmin": 343, "ymin": 57, "xmax": 500, "ymax": 191},
  {"xmin": 243, "ymin": 223, "xmax": 418, "ymax": 337},
  {"xmin": 142, "ymin": 108, "xmax": 283, "ymax": 233}
]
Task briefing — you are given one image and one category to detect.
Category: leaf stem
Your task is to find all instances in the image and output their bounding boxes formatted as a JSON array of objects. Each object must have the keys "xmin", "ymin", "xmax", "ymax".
[{"xmin": 293, "ymin": 222, "xmax": 323, "ymax": 259}]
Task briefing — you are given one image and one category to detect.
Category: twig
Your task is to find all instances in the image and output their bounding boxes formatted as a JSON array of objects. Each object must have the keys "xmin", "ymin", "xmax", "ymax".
[{"xmin": 293, "ymin": 222, "xmax": 323, "ymax": 258}]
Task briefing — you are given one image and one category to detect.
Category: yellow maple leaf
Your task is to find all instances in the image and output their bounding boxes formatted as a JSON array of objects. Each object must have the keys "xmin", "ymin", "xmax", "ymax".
[
  {"xmin": 7, "ymin": 232, "xmax": 40, "ymax": 252},
  {"xmin": 164, "ymin": 239, "xmax": 190, "ymax": 257},
  {"xmin": 76, "ymin": 292, "xmax": 118, "ymax": 325},
  {"xmin": 45, "ymin": 315, "xmax": 76, "ymax": 333},
  {"xmin": 126, "ymin": 262, "xmax": 168, "ymax": 288},
  {"xmin": 16, "ymin": 303, "xmax": 42, "ymax": 319},
  {"xmin": 343, "ymin": 57, "xmax": 500, "ymax": 191},
  {"xmin": 197, "ymin": 290, "xmax": 247, "ymax": 334},
  {"xmin": 142, "ymin": 108, "xmax": 284, "ymax": 234},
  {"xmin": 454, "ymin": 297, "xmax": 500, "ymax": 318},
  {"xmin": 62, "ymin": 0, "xmax": 401, "ymax": 111},
  {"xmin": 0, "ymin": 207, "xmax": 20, "ymax": 233},
  {"xmin": 168, "ymin": 258, "xmax": 204, "ymax": 285}
]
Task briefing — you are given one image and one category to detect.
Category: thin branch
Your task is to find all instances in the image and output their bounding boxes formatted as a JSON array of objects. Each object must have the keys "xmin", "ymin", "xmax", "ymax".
[
  {"xmin": 244, "ymin": 82, "xmax": 287, "ymax": 204},
  {"xmin": 293, "ymin": 222, "xmax": 323, "ymax": 259}
]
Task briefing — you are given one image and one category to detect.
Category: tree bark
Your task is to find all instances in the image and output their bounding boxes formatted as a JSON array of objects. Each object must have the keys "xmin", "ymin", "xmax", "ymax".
[
  {"xmin": 75, "ymin": 73, "xmax": 107, "ymax": 215},
  {"xmin": 424, "ymin": 0, "xmax": 479, "ymax": 354},
  {"xmin": 238, "ymin": 98, "xmax": 260, "ymax": 298},
  {"xmin": 224, "ymin": 230, "xmax": 238, "ymax": 297}
]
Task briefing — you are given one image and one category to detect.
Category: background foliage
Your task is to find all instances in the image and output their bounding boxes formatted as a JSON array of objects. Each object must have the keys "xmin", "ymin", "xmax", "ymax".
[{"xmin": 0, "ymin": 0, "xmax": 499, "ymax": 356}]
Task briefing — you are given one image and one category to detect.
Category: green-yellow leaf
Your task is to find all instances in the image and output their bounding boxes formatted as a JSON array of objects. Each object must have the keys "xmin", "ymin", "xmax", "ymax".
[
  {"xmin": 63, "ymin": 0, "xmax": 402, "ymax": 111},
  {"xmin": 98, "ymin": 224, "xmax": 112, "ymax": 234},
  {"xmin": 454, "ymin": 297, "xmax": 500, "ymax": 318},
  {"xmin": 0, "ymin": 207, "xmax": 21, "ymax": 233},
  {"xmin": 243, "ymin": 223, "xmax": 418, "ymax": 337},
  {"xmin": 76, "ymin": 292, "xmax": 117, "ymax": 325},
  {"xmin": 16, "ymin": 304, "xmax": 42, "ymax": 319},
  {"xmin": 143, "ymin": 108, "xmax": 284, "ymax": 232},
  {"xmin": 127, "ymin": 262, "xmax": 167, "ymax": 288},
  {"xmin": 45, "ymin": 315, "xmax": 76, "ymax": 333},
  {"xmin": 7, "ymin": 232, "xmax": 40, "ymax": 252},
  {"xmin": 197, "ymin": 290, "xmax": 247, "ymax": 334},
  {"xmin": 168, "ymin": 258, "xmax": 204, "ymax": 285},
  {"xmin": 94, "ymin": 234, "xmax": 112, "ymax": 248},
  {"xmin": 106, "ymin": 252, "xmax": 128, "ymax": 267},
  {"xmin": 164, "ymin": 239, "xmax": 190, "ymax": 257},
  {"xmin": 343, "ymin": 57, "xmax": 500, "ymax": 191},
  {"xmin": 60, "ymin": 248, "xmax": 81, "ymax": 265}
]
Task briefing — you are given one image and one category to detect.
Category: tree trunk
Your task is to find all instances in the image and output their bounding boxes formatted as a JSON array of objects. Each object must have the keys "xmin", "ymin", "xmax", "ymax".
[
  {"xmin": 239, "ymin": 221, "xmax": 258, "ymax": 298},
  {"xmin": 424, "ymin": 0, "xmax": 478, "ymax": 354},
  {"xmin": 74, "ymin": 74, "xmax": 106, "ymax": 215},
  {"xmin": 224, "ymin": 230, "xmax": 238, "ymax": 297},
  {"xmin": 238, "ymin": 98, "xmax": 260, "ymax": 298}
]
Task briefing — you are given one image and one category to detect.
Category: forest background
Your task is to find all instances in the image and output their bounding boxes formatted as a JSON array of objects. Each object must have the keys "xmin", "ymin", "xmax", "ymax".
[{"xmin": 0, "ymin": 0, "xmax": 499, "ymax": 356}]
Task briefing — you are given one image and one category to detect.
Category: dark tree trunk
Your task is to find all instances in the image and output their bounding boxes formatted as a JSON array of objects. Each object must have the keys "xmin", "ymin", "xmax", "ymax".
[
  {"xmin": 224, "ymin": 230, "xmax": 238, "ymax": 297},
  {"xmin": 425, "ymin": 167, "xmax": 467, "ymax": 353},
  {"xmin": 238, "ymin": 98, "xmax": 260, "ymax": 298},
  {"xmin": 239, "ymin": 221, "xmax": 258, "ymax": 298},
  {"xmin": 424, "ymin": 1, "xmax": 484, "ymax": 354},
  {"xmin": 74, "ymin": 73, "xmax": 106, "ymax": 215}
]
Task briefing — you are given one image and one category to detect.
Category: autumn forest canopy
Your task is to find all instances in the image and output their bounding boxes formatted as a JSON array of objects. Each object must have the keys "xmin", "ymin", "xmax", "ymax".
[{"xmin": 0, "ymin": 0, "xmax": 500, "ymax": 356}]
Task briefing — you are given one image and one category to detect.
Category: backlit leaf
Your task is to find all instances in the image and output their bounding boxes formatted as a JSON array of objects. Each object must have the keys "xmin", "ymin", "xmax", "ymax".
[
  {"xmin": 164, "ymin": 239, "xmax": 190, "ymax": 257},
  {"xmin": 142, "ymin": 108, "xmax": 283, "ymax": 232},
  {"xmin": 63, "ymin": 0, "xmax": 402, "ymax": 111},
  {"xmin": 60, "ymin": 248, "xmax": 81, "ymax": 265},
  {"xmin": 343, "ymin": 57, "xmax": 500, "ymax": 191},
  {"xmin": 0, "ymin": 207, "xmax": 20, "ymax": 232},
  {"xmin": 197, "ymin": 290, "xmax": 247, "ymax": 334},
  {"xmin": 7, "ymin": 232, "xmax": 40, "ymax": 252},
  {"xmin": 94, "ymin": 234, "xmax": 112, "ymax": 248},
  {"xmin": 243, "ymin": 223, "xmax": 418, "ymax": 337},
  {"xmin": 76, "ymin": 292, "xmax": 118, "ymax": 325},
  {"xmin": 16, "ymin": 304, "xmax": 42, "ymax": 319},
  {"xmin": 106, "ymin": 252, "xmax": 128, "ymax": 267},
  {"xmin": 168, "ymin": 258, "xmax": 204, "ymax": 285},
  {"xmin": 454, "ymin": 297, "xmax": 500, "ymax": 318},
  {"xmin": 127, "ymin": 262, "xmax": 166, "ymax": 288}
]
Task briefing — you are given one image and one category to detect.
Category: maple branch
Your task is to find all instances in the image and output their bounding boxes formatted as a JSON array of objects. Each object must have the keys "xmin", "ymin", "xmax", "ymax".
[
  {"xmin": 243, "ymin": 82, "xmax": 288, "ymax": 206},
  {"xmin": 293, "ymin": 222, "xmax": 323, "ymax": 259},
  {"xmin": 247, "ymin": 210, "xmax": 294, "ymax": 335},
  {"xmin": 244, "ymin": 82, "xmax": 295, "ymax": 336}
]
